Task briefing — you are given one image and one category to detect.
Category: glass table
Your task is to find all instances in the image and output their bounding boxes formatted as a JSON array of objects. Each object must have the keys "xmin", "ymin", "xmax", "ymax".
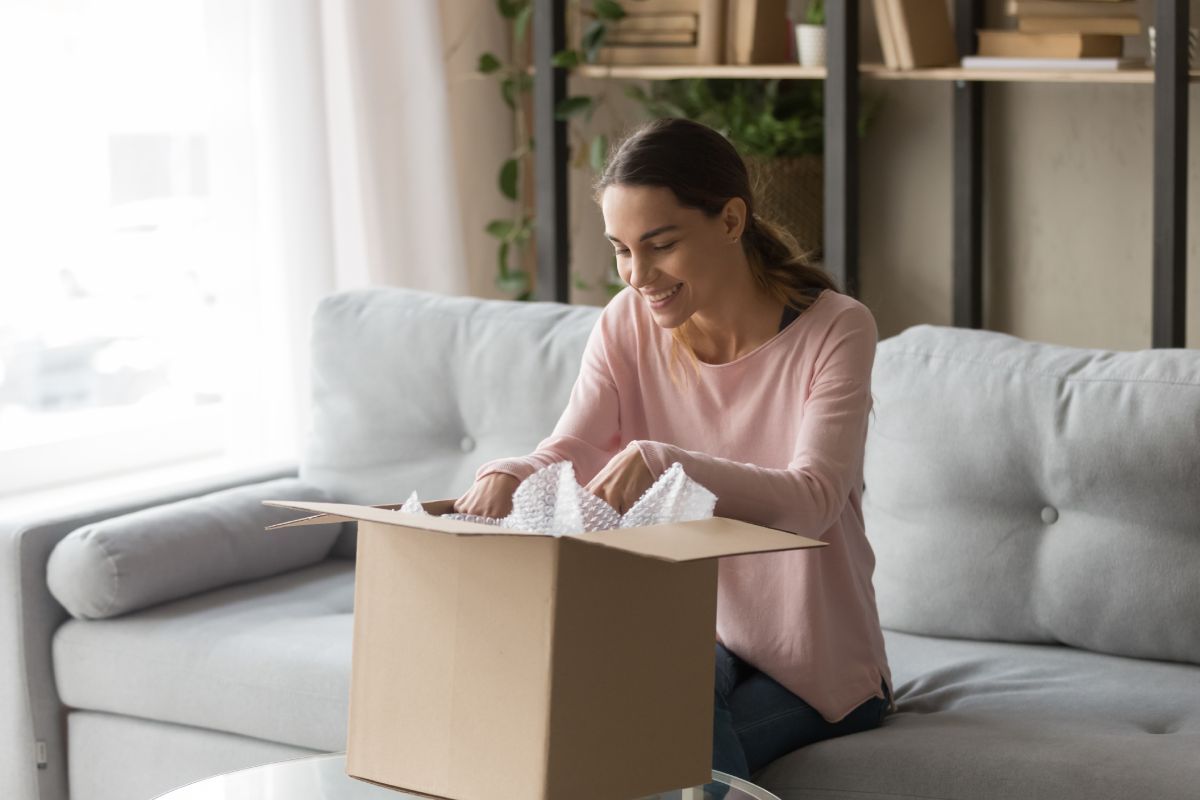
[{"xmin": 153, "ymin": 753, "xmax": 781, "ymax": 800}]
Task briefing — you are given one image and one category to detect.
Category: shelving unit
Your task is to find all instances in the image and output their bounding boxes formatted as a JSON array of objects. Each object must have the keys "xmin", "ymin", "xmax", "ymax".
[
  {"xmin": 577, "ymin": 63, "xmax": 1200, "ymax": 84},
  {"xmin": 533, "ymin": 0, "xmax": 1192, "ymax": 347}
]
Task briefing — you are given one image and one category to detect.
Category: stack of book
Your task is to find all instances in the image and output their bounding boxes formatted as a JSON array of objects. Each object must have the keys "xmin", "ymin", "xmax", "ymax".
[
  {"xmin": 590, "ymin": 0, "xmax": 724, "ymax": 66},
  {"xmin": 964, "ymin": 0, "xmax": 1144, "ymax": 71},
  {"xmin": 873, "ymin": 0, "xmax": 958, "ymax": 70}
]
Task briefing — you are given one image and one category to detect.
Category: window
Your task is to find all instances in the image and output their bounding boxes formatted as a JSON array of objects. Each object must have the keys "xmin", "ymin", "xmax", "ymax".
[{"xmin": 0, "ymin": 0, "xmax": 298, "ymax": 496}]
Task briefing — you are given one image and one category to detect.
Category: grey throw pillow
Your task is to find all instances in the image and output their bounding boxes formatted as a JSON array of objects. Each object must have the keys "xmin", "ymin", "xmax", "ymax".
[{"xmin": 47, "ymin": 477, "xmax": 343, "ymax": 620}]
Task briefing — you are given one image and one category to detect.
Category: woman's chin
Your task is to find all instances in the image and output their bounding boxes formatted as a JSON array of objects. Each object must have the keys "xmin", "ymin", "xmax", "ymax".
[{"xmin": 649, "ymin": 306, "xmax": 690, "ymax": 329}]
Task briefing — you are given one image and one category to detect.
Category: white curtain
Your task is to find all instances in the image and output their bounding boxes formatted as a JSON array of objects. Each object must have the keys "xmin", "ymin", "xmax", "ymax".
[{"xmin": 249, "ymin": 0, "xmax": 485, "ymax": 448}]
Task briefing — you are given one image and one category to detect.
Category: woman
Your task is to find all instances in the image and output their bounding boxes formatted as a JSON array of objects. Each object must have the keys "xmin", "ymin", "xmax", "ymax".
[{"xmin": 455, "ymin": 117, "xmax": 894, "ymax": 789}]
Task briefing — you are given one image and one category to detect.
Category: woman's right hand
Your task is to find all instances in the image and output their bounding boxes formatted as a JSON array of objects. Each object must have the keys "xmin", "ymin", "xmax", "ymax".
[{"xmin": 453, "ymin": 472, "xmax": 520, "ymax": 519}]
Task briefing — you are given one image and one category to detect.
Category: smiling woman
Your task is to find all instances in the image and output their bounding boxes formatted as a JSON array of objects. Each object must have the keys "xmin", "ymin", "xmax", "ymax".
[
  {"xmin": 457, "ymin": 118, "xmax": 895, "ymax": 795},
  {"xmin": 595, "ymin": 118, "xmax": 838, "ymax": 381}
]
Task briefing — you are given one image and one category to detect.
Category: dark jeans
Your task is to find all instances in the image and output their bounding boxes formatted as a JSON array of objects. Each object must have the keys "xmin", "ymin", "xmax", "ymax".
[{"xmin": 709, "ymin": 643, "xmax": 890, "ymax": 792}]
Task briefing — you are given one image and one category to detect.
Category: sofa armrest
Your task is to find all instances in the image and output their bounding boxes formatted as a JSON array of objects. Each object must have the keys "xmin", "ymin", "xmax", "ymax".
[{"xmin": 0, "ymin": 464, "xmax": 296, "ymax": 800}]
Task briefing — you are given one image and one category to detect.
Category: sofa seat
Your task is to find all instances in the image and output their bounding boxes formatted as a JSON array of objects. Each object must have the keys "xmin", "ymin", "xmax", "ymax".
[
  {"xmin": 53, "ymin": 560, "xmax": 354, "ymax": 753},
  {"xmin": 757, "ymin": 629, "xmax": 1200, "ymax": 800}
]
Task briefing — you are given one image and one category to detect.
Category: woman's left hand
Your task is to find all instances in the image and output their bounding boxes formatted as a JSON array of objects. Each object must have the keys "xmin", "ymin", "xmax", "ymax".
[{"xmin": 586, "ymin": 442, "xmax": 655, "ymax": 514}]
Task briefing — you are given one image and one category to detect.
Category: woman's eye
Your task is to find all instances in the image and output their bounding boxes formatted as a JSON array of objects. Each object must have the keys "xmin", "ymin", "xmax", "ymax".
[
  {"xmin": 652, "ymin": 241, "xmax": 677, "ymax": 252},
  {"xmin": 614, "ymin": 249, "xmax": 630, "ymax": 258}
]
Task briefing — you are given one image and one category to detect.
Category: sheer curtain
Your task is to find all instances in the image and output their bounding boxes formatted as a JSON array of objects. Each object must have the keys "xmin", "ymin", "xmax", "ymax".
[{"xmin": 0, "ymin": 0, "xmax": 470, "ymax": 499}]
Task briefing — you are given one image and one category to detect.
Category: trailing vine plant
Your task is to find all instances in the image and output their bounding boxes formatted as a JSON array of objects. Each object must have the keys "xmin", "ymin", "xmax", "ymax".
[
  {"xmin": 477, "ymin": 0, "xmax": 536, "ymax": 299},
  {"xmin": 478, "ymin": 0, "xmax": 627, "ymax": 300}
]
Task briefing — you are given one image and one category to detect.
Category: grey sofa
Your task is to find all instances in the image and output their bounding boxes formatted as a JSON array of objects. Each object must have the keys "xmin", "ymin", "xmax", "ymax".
[{"xmin": 3, "ymin": 287, "xmax": 1198, "ymax": 800}]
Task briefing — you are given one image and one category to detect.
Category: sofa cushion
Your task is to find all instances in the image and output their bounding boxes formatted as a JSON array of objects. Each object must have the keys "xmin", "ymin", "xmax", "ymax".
[
  {"xmin": 47, "ymin": 478, "xmax": 342, "ymax": 620},
  {"xmin": 756, "ymin": 629, "xmax": 1200, "ymax": 800},
  {"xmin": 302, "ymin": 288, "xmax": 600, "ymax": 557},
  {"xmin": 54, "ymin": 560, "xmax": 353, "ymax": 752},
  {"xmin": 864, "ymin": 325, "xmax": 1200, "ymax": 665}
]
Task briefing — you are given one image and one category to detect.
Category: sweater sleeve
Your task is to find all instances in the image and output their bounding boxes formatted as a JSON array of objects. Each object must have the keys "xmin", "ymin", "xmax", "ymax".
[
  {"xmin": 634, "ymin": 304, "xmax": 877, "ymax": 541},
  {"xmin": 474, "ymin": 310, "xmax": 622, "ymax": 486}
]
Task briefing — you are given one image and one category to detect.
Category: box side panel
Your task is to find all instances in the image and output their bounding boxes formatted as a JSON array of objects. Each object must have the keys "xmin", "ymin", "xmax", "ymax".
[
  {"xmin": 544, "ymin": 540, "xmax": 717, "ymax": 799},
  {"xmin": 346, "ymin": 523, "xmax": 557, "ymax": 799},
  {"xmin": 571, "ymin": 516, "xmax": 825, "ymax": 563}
]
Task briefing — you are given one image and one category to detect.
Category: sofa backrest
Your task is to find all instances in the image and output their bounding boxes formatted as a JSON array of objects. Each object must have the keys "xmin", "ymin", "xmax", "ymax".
[
  {"xmin": 864, "ymin": 324, "xmax": 1200, "ymax": 666},
  {"xmin": 301, "ymin": 288, "xmax": 600, "ymax": 556}
]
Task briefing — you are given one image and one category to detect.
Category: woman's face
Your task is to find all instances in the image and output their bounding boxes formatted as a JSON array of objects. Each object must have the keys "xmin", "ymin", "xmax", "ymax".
[{"xmin": 601, "ymin": 184, "xmax": 743, "ymax": 329}]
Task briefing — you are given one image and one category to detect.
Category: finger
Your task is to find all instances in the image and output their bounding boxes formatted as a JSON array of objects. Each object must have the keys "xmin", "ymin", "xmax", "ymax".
[
  {"xmin": 602, "ymin": 489, "xmax": 621, "ymax": 512},
  {"xmin": 584, "ymin": 468, "xmax": 608, "ymax": 494}
]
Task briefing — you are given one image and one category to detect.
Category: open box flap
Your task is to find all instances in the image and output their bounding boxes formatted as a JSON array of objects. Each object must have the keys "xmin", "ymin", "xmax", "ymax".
[
  {"xmin": 568, "ymin": 516, "xmax": 826, "ymax": 563},
  {"xmin": 261, "ymin": 499, "xmax": 544, "ymax": 537}
]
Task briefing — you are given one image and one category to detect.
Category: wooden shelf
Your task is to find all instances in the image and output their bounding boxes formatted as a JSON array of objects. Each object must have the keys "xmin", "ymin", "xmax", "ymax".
[
  {"xmin": 574, "ymin": 63, "xmax": 1200, "ymax": 85},
  {"xmin": 862, "ymin": 65, "xmax": 1194, "ymax": 84},
  {"xmin": 574, "ymin": 64, "xmax": 827, "ymax": 80}
]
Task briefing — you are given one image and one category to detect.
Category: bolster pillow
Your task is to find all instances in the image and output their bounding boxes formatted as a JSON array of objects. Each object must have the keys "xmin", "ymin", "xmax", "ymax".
[{"xmin": 47, "ymin": 477, "xmax": 343, "ymax": 620}]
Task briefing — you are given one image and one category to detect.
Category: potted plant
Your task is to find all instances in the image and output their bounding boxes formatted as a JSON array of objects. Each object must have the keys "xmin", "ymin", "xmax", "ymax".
[
  {"xmin": 795, "ymin": 0, "xmax": 826, "ymax": 68},
  {"xmin": 626, "ymin": 78, "xmax": 826, "ymax": 257}
]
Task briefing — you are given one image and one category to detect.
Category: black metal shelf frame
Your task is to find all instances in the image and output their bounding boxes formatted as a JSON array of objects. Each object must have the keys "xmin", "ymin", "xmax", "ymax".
[{"xmin": 532, "ymin": 0, "xmax": 1191, "ymax": 347}]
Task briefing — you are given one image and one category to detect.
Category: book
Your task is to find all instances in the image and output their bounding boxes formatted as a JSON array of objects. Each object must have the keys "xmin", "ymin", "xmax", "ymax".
[
  {"xmin": 607, "ymin": 31, "xmax": 697, "ymax": 46},
  {"xmin": 594, "ymin": 45, "xmax": 701, "ymax": 65},
  {"xmin": 1016, "ymin": 16, "xmax": 1142, "ymax": 36},
  {"xmin": 593, "ymin": 0, "xmax": 724, "ymax": 66},
  {"xmin": 977, "ymin": 30, "xmax": 1124, "ymax": 58},
  {"xmin": 873, "ymin": 0, "xmax": 901, "ymax": 69},
  {"xmin": 598, "ymin": 12, "xmax": 697, "ymax": 34},
  {"xmin": 726, "ymin": 0, "xmax": 789, "ymax": 65},
  {"xmin": 887, "ymin": 0, "xmax": 958, "ymax": 69},
  {"xmin": 961, "ymin": 55, "xmax": 1146, "ymax": 70},
  {"xmin": 1004, "ymin": 1, "xmax": 1138, "ymax": 19}
]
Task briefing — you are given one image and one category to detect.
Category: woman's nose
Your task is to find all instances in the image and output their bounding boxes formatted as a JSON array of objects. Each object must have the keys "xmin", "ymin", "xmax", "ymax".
[{"xmin": 628, "ymin": 254, "xmax": 656, "ymax": 289}]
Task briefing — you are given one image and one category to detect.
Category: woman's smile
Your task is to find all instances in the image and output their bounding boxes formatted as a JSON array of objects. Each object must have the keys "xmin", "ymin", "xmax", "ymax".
[{"xmin": 645, "ymin": 282, "xmax": 683, "ymax": 309}]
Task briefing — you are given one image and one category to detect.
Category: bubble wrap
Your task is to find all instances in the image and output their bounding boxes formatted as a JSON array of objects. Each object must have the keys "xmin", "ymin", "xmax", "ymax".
[{"xmin": 399, "ymin": 461, "xmax": 716, "ymax": 537}]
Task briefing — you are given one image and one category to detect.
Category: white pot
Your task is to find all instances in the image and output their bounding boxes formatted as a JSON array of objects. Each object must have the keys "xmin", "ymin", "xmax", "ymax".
[
  {"xmin": 1148, "ymin": 26, "xmax": 1200, "ymax": 69},
  {"xmin": 795, "ymin": 24, "xmax": 826, "ymax": 67}
]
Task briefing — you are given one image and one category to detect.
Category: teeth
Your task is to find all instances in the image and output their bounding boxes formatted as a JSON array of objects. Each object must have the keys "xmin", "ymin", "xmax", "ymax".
[{"xmin": 648, "ymin": 284, "xmax": 681, "ymax": 302}]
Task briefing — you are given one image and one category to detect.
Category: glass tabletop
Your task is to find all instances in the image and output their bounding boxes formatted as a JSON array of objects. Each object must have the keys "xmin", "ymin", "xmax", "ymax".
[{"xmin": 154, "ymin": 753, "xmax": 781, "ymax": 800}]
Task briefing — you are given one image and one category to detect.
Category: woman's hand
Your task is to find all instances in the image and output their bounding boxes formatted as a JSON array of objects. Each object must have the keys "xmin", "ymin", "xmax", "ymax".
[
  {"xmin": 453, "ymin": 473, "xmax": 520, "ymax": 519},
  {"xmin": 585, "ymin": 443, "xmax": 655, "ymax": 514}
]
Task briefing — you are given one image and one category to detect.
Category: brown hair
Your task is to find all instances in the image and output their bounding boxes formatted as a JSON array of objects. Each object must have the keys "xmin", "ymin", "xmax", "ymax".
[{"xmin": 595, "ymin": 117, "xmax": 840, "ymax": 384}]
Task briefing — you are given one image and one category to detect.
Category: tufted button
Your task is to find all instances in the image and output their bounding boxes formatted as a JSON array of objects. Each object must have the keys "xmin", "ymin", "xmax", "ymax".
[
  {"xmin": 459, "ymin": 435, "xmax": 476, "ymax": 453},
  {"xmin": 1041, "ymin": 506, "xmax": 1059, "ymax": 525}
]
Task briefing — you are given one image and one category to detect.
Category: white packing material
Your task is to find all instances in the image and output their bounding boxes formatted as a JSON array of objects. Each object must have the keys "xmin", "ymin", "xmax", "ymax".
[{"xmin": 400, "ymin": 461, "xmax": 716, "ymax": 536}]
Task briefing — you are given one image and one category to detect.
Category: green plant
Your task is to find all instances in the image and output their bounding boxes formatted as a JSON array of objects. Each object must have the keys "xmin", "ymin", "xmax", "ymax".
[
  {"xmin": 477, "ymin": 0, "xmax": 628, "ymax": 300},
  {"xmin": 625, "ymin": 79, "xmax": 824, "ymax": 158},
  {"xmin": 805, "ymin": 0, "xmax": 826, "ymax": 26},
  {"xmin": 477, "ymin": 0, "xmax": 536, "ymax": 299},
  {"xmin": 624, "ymin": 78, "xmax": 881, "ymax": 159}
]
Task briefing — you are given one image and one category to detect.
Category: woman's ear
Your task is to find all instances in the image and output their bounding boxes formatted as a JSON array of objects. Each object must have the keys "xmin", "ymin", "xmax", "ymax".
[{"xmin": 721, "ymin": 197, "xmax": 748, "ymax": 241}]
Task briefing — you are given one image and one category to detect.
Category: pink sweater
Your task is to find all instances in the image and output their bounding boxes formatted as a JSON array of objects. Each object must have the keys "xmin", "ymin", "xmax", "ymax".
[{"xmin": 477, "ymin": 286, "xmax": 894, "ymax": 723}]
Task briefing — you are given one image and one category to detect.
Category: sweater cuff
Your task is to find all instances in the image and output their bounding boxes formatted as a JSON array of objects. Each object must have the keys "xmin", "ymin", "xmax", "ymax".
[
  {"xmin": 474, "ymin": 460, "xmax": 534, "ymax": 484},
  {"xmin": 632, "ymin": 440, "xmax": 672, "ymax": 479}
]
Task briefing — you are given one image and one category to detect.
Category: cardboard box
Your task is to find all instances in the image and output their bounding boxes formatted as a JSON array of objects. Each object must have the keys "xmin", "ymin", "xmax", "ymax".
[{"xmin": 265, "ymin": 498, "xmax": 825, "ymax": 800}]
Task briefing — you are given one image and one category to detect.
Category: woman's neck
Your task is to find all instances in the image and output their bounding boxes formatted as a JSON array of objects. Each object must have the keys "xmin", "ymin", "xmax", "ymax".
[{"xmin": 687, "ymin": 272, "xmax": 784, "ymax": 365}]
